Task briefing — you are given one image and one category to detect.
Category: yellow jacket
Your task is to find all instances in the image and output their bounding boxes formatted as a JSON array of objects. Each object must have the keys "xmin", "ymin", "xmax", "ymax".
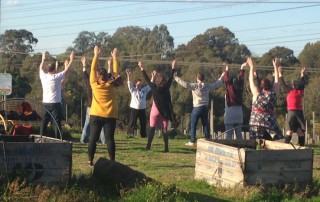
[{"xmin": 89, "ymin": 54, "xmax": 118, "ymax": 119}]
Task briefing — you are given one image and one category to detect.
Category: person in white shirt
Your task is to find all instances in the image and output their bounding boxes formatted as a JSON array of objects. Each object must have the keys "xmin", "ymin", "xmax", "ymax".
[
  {"xmin": 125, "ymin": 67, "xmax": 151, "ymax": 137},
  {"xmin": 39, "ymin": 51, "xmax": 74, "ymax": 139}
]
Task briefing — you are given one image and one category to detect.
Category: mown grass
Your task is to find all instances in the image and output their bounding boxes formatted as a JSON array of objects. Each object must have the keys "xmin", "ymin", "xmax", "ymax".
[{"xmin": 1, "ymin": 132, "xmax": 320, "ymax": 202}]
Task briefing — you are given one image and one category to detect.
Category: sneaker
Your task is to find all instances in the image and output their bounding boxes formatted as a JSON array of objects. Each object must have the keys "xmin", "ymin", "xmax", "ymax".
[
  {"xmin": 185, "ymin": 142, "xmax": 196, "ymax": 147},
  {"xmin": 88, "ymin": 161, "xmax": 94, "ymax": 166}
]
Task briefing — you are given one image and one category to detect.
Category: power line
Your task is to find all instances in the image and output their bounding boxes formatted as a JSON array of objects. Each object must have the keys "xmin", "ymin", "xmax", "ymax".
[
  {"xmin": 2, "ymin": 2, "xmax": 144, "ymax": 20},
  {"xmin": 4, "ymin": 51, "xmax": 320, "ymax": 72},
  {"xmin": 2, "ymin": 3, "xmax": 234, "ymax": 29},
  {"xmin": 89, "ymin": 0, "xmax": 320, "ymax": 3},
  {"xmin": 1, "ymin": 0, "xmax": 65, "ymax": 8},
  {"xmin": 1, "ymin": 1, "xmax": 95, "ymax": 13},
  {"xmin": 12, "ymin": 3, "xmax": 318, "ymax": 39}
]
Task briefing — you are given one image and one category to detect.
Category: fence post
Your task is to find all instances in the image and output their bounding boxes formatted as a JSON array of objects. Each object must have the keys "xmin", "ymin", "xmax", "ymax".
[
  {"xmin": 313, "ymin": 111, "xmax": 315, "ymax": 144},
  {"xmin": 210, "ymin": 99, "xmax": 214, "ymax": 139}
]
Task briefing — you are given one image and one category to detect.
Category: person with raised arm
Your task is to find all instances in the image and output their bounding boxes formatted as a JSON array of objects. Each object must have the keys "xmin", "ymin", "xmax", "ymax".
[
  {"xmin": 279, "ymin": 66, "xmax": 307, "ymax": 146},
  {"xmin": 248, "ymin": 57, "xmax": 283, "ymax": 140},
  {"xmin": 125, "ymin": 68, "xmax": 151, "ymax": 138},
  {"xmin": 174, "ymin": 68, "xmax": 225, "ymax": 147},
  {"xmin": 79, "ymin": 56, "xmax": 106, "ymax": 144},
  {"xmin": 39, "ymin": 51, "xmax": 74, "ymax": 139},
  {"xmin": 138, "ymin": 60, "xmax": 176, "ymax": 152},
  {"xmin": 223, "ymin": 61, "xmax": 246, "ymax": 140},
  {"xmin": 87, "ymin": 45, "xmax": 119, "ymax": 165}
]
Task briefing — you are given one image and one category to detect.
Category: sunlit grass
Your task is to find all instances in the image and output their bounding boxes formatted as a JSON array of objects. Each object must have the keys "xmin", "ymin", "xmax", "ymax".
[{"xmin": 1, "ymin": 132, "xmax": 319, "ymax": 201}]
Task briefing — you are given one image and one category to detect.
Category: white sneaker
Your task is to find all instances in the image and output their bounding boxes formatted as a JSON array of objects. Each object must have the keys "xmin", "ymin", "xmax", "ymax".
[{"xmin": 185, "ymin": 142, "xmax": 196, "ymax": 147}]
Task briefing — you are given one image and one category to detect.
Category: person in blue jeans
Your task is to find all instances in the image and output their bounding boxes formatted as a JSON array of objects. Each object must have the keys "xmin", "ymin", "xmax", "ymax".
[
  {"xmin": 80, "ymin": 56, "xmax": 105, "ymax": 144},
  {"xmin": 175, "ymin": 71, "xmax": 225, "ymax": 147}
]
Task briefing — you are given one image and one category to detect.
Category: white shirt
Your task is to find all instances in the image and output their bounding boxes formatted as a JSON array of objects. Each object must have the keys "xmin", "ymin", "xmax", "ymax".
[
  {"xmin": 127, "ymin": 81, "xmax": 151, "ymax": 109},
  {"xmin": 40, "ymin": 70, "xmax": 65, "ymax": 103}
]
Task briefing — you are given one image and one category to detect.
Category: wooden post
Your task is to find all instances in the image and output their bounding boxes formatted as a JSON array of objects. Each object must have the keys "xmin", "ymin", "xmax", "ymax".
[
  {"xmin": 313, "ymin": 111, "xmax": 315, "ymax": 144},
  {"xmin": 210, "ymin": 99, "xmax": 214, "ymax": 139}
]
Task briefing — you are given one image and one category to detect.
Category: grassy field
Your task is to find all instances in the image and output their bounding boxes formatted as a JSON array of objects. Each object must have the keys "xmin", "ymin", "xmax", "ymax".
[{"xmin": 1, "ymin": 132, "xmax": 320, "ymax": 201}]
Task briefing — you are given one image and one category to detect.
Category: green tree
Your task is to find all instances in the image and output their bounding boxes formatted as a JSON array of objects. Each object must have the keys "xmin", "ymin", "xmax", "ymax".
[
  {"xmin": 0, "ymin": 29, "xmax": 38, "ymax": 55},
  {"xmin": 299, "ymin": 41, "xmax": 320, "ymax": 68},
  {"xmin": 175, "ymin": 26, "xmax": 250, "ymax": 64},
  {"xmin": 257, "ymin": 46, "xmax": 298, "ymax": 66},
  {"xmin": 71, "ymin": 31, "xmax": 110, "ymax": 55}
]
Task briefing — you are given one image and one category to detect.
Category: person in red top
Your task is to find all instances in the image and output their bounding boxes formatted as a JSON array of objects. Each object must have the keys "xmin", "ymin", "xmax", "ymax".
[{"xmin": 279, "ymin": 66, "xmax": 306, "ymax": 146}]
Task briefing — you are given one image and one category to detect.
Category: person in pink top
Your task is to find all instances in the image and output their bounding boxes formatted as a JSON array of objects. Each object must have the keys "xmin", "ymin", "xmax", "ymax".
[{"xmin": 279, "ymin": 66, "xmax": 306, "ymax": 146}]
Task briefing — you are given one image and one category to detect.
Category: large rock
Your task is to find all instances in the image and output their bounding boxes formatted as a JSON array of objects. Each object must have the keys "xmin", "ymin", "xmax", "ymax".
[{"xmin": 92, "ymin": 157, "xmax": 157, "ymax": 189}]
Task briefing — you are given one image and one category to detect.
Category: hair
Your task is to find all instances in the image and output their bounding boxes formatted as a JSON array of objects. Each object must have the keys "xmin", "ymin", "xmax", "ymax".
[
  {"xmin": 155, "ymin": 74, "xmax": 167, "ymax": 88},
  {"xmin": 97, "ymin": 67, "xmax": 111, "ymax": 82},
  {"xmin": 197, "ymin": 72, "xmax": 205, "ymax": 82},
  {"xmin": 260, "ymin": 78, "xmax": 272, "ymax": 91},
  {"xmin": 230, "ymin": 77, "xmax": 242, "ymax": 92},
  {"xmin": 134, "ymin": 79, "xmax": 142, "ymax": 87},
  {"xmin": 291, "ymin": 79, "xmax": 302, "ymax": 90},
  {"xmin": 46, "ymin": 63, "xmax": 56, "ymax": 73}
]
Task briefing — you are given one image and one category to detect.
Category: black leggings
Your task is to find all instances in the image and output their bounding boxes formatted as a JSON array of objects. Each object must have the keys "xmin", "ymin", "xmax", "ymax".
[{"xmin": 88, "ymin": 116, "xmax": 116, "ymax": 161}]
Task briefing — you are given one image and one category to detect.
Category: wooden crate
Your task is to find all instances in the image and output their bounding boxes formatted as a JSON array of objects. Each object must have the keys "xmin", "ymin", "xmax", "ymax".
[
  {"xmin": 195, "ymin": 138, "xmax": 313, "ymax": 187},
  {"xmin": 0, "ymin": 135, "xmax": 72, "ymax": 185}
]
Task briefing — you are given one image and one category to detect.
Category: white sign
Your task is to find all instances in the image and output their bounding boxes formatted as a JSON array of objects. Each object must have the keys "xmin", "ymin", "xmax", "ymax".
[{"xmin": 0, "ymin": 73, "xmax": 12, "ymax": 95}]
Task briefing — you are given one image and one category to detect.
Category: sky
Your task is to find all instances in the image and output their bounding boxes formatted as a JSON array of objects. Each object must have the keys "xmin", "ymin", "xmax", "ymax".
[{"xmin": 1, "ymin": 0, "xmax": 320, "ymax": 57}]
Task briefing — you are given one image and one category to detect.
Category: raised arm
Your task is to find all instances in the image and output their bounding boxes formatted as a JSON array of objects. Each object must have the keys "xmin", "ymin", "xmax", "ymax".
[
  {"xmin": 150, "ymin": 70, "xmax": 157, "ymax": 83},
  {"xmin": 55, "ymin": 61, "xmax": 59, "ymax": 72},
  {"xmin": 81, "ymin": 57, "xmax": 90, "ymax": 85},
  {"xmin": 223, "ymin": 62, "xmax": 229, "ymax": 82},
  {"xmin": 138, "ymin": 61, "xmax": 153, "ymax": 86},
  {"xmin": 107, "ymin": 57, "xmax": 112, "ymax": 74},
  {"xmin": 278, "ymin": 66, "xmax": 291, "ymax": 93},
  {"xmin": 272, "ymin": 58, "xmax": 280, "ymax": 94},
  {"xmin": 300, "ymin": 67, "xmax": 306, "ymax": 89},
  {"xmin": 63, "ymin": 51, "xmax": 75, "ymax": 74},
  {"xmin": 167, "ymin": 60, "xmax": 176, "ymax": 87},
  {"xmin": 239, "ymin": 62, "xmax": 246, "ymax": 79},
  {"xmin": 248, "ymin": 57, "xmax": 260, "ymax": 97},
  {"xmin": 125, "ymin": 68, "xmax": 131, "ymax": 82},
  {"xmin": 39, "ymin": 52, "xmax": 47, "ymax": 73},
  {"xmin": 208, "ymin": 71, "xmax": 224, "ymax": 90},
  {"xmin": 90, "ymin": 45, "xmax": 100, "ymax": 84},
  {"xmin": 111, "ymin": 48, "xmax": 119, "ymax": 76}
]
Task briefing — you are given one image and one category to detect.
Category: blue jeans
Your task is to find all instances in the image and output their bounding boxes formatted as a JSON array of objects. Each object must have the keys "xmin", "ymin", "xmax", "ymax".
[
  {"xmin": 190, "ymin": 105, "xmax": 210, "ymax": 143},
  {"xmin": 80, "ymin": 107, "xmax": 105, "ymax": 143},
  {"xmin": 225, "ymin": 123, "xmax": 243, "ymax": 139}
]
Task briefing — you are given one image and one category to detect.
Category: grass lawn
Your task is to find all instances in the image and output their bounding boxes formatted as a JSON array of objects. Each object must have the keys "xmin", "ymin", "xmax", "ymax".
[{"xmin": 1, "ymin": 131, "xmax": 320, "ymax": 201}]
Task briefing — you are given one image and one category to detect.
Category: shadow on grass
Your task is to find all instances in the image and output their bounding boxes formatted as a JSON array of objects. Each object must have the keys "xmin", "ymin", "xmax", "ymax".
[{"xmin": 181, "ymin": 191, "xmax": 229, "ymax": 202}]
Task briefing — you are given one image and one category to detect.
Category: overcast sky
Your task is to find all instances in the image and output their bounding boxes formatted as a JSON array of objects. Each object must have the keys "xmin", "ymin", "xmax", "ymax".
[{"xmin": 1, "ymin": 0, "xmax": 320, "ymax": 57}]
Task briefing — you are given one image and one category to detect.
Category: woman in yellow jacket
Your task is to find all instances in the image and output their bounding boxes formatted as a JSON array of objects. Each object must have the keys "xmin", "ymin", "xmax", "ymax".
[{"xmin": 88, "ymin": 45, "xmax": 120, "ymax": 165}]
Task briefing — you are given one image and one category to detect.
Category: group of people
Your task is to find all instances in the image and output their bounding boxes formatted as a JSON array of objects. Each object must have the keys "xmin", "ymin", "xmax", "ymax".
[
  {"xmin": 221, "ymin": 57, "xmax": 306, "ymax": 146},
  {"xmin": 39, "ymin": 45, "xmax": 307, "ymax": 166}
]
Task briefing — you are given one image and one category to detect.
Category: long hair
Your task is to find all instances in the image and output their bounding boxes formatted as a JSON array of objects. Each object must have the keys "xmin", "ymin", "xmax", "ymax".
[
  {"xmin": 260, "ymin": 78, "xmax": 272, "ymax": 91},
  {"xmin": 155, "ymin": 74, "xmax": 167, "ymax": 88},
  {"xmin": 230, "ymin": 77, "xmax": 242, "ymax": 92}
]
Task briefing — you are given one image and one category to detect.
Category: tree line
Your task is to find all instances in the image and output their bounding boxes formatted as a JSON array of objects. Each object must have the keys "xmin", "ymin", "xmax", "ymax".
[{"xmin": 1, "ymin": 25, "xmax": 320, "ymax": 132}]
